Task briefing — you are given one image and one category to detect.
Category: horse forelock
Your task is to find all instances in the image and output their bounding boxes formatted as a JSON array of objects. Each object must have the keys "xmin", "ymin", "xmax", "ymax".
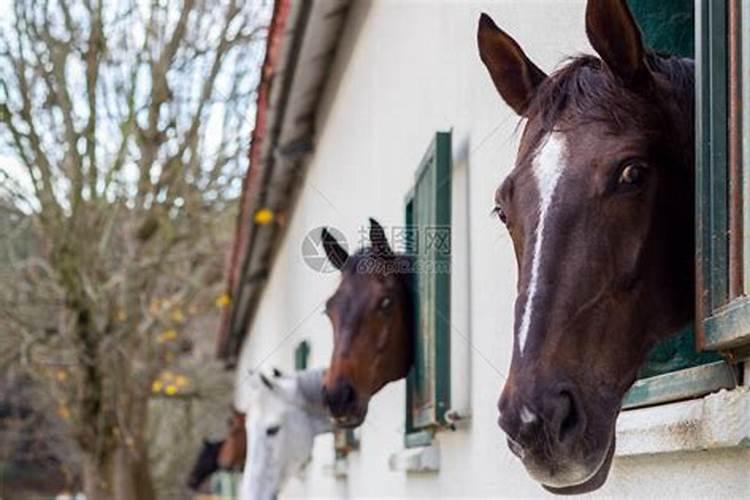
[{"xmin": 522, "ymin": 53, "xmax": 694, "ymax": 148}]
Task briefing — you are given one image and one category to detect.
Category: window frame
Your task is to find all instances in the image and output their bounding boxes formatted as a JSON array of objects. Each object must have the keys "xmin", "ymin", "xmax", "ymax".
[
  {"xmin": 697, "ymin": 0, "xmax": 750, "ymax": 353},
  {"xmin": 624, "ymin": 0, "xmax": 748, "ymax": 409},
  {"xmin": 403, "ymin": 131, "xmax": 452, "ymax": 447}
]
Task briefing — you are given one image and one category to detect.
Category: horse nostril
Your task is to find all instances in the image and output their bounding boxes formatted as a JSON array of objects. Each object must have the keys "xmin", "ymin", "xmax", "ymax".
[
  {"xmin": 325, "ymin": 381, "xmax": 357, "ymax": 415},
  {"xmin": 552, "ymin": 390, "xmax": 584, "ymax": 445},
  {"xmin": 342, "ymin": 383, "xmax": 356, "ymax": 405}
]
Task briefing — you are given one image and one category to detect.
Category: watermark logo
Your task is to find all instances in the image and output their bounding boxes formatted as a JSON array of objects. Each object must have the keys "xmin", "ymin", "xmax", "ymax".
[
  {"xmin": 302, "ymin": 224, "xmax": 451, "ymax": 275},
  {"xmin": 301, "ymin": 226, "xmax": 348, "ymax": 273}
]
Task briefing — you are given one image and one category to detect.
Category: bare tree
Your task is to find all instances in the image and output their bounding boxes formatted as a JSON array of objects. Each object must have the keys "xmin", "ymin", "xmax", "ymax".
[{"xmin": 0, "ymin": 1, "xmax": 267, "ymax": 498}]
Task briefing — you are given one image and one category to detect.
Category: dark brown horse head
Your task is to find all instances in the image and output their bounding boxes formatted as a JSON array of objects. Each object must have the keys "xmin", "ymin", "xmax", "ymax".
[
  {"xmin": 187, "ymin": 407, "xmax": 247, "ymax": 490},
  {"xmin": 478, "ymin": 0, "xmax": 694, "ymax": 493},
  {"xmin": 217, "ymin": 408, "xmax": 246, "ymax": 470},
  {"xmin": 321, "ymin": 218, "xmax": 414, "ymax": 427},
  {"xmin": 186, "ymin": 438, "xmax": 223, "ymax": 491}
]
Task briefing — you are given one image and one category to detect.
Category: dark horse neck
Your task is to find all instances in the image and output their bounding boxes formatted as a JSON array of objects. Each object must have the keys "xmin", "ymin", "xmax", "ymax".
[
  {"xmin": 397, "ymin": 254, "xmax": 417, "ymax": 376},
  {"xmin": 648, "ymin": 53, "xmax": 696, "ymax": 341}
]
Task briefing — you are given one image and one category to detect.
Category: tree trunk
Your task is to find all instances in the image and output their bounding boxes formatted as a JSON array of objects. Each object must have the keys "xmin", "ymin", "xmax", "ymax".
[
  {"xmin": 113, "ymin": 443, "xmax": 156, "ymax": 500},
  {"xmin": 82, "ymin": 452, "xmax": 113, "ymax": 500},
  {"xmin": 81, "ymin": 444, "xmax": 155, "ymax": 500},
  {"xmin": 114, "ymin": 388, "xmax": 155, "ymax": 500}
]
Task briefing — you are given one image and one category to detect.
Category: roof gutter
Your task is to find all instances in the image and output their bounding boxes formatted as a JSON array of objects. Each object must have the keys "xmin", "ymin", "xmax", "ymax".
[
  {"xmin": 217, "ymin": 0, "xmax": 296, "ymax": 362},
  {"xmin": 224, "ymin": 0, "xmax": 315, "ymax": 363}
]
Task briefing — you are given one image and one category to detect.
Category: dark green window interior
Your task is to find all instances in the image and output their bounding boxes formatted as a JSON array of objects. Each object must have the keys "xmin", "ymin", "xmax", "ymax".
[
  {"xmin": 628, "ymin": 0, "xmax": 695, "ymax": 57},
  {"xmin": 294, "ymin": 340, "xmax": 309, "ymax": 371},
  {"xmin": 403, "ymin": 131, "xmax": 452, "ymax": 446}
]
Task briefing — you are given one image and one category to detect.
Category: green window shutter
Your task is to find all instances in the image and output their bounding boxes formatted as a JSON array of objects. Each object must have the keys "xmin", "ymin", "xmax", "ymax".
[
  {"xmin": 404, "ymin": 131, "xmax": 452, "ymax": 446},
  {"xmin": 294, "ymin": 340, "xmax": 309, "ymax": 371},
  {"xmin": 696, "ymin": 0, "xmax": 750, "ymax": 351},
  {"xmin": 697, "ymin": 0, "xmax": 750, "ymax": 350}
]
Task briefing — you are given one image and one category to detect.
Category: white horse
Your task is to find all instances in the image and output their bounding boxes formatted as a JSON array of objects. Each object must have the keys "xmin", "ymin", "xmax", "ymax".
[{"xmin": 239, "ymin": 368, "xmax": 333, "ymax": 500}]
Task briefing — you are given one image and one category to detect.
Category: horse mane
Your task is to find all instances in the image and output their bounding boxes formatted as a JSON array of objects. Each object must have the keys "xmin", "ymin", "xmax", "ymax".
[
  {"xmin": 527, "ymin": 52, "xmax": 694, "ymax": 135},
  {"xmin": 343, "ymin": 248, "xmax": 415, "ymax": 285}
]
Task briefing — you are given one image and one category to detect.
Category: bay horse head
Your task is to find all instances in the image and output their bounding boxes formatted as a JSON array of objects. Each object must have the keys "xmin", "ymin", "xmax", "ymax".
[
  {"xmin": 240, "ymin": 368, "xmax": 332, "ymax": 500},
  {"xmin": 186, "ymin": 438, "xmax": 223, "ymax": 491},
  {"xmin": 187, "ymin": 408, "xmax": 246, "ymax": 491},
  {"xmin": 320, "ymin": 219, "xmax": 414, "ymax": 427},
  {"xmin": 217, "ymin": 408, "xmax": 246, "ymax": 470},
  {"xmin": 477, "ymin": 0, "xmax": 694, "ymax": 493}
]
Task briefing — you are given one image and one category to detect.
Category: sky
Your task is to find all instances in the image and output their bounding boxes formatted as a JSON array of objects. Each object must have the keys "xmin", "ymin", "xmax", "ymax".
[{"xmin": 0, "ymin": 0, "xmax": 272, "ymax": 209}]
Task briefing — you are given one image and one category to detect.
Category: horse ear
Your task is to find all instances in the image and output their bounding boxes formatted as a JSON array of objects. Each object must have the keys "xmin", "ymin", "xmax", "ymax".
[
  {"xmin": 369, "ymin": 218, "xmax": 393, "ymax": 257},
  {"xmin": 585, "ymin": 0, "xmax": 651, "ymax": 88},
  {"xmin": 321, "ymin": 228, "xmax": 348, "ymax": 270},
  {"xmin": 477, "ymin": 13, "xmax": 546, "ymax": 116},
  {"xmin": 259, "ymin": 373, "xmax": 274, "ymax": 390}
]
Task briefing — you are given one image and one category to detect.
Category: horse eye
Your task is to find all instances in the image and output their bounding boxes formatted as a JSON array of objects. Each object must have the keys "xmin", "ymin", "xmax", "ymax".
[
  {"xmin": 618, "ymin": 163, "xmax": 648, "ymax": 187},
  {"xmin": 266, "ymin": 425, "xmax": 281, "ymax": 436},
  {"xmin": 379, "ymin": 297, "xmax": 392, "ymax": 310},
  {"xmin": 493, "ymin": 206, "xmax": 508, "ymax": 225}
]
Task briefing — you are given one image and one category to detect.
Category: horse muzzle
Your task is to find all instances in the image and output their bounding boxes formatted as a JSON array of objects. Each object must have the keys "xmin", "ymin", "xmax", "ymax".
[
  {"xmin": 505, "ymin": 424, "xmax": 614, "ymax": 493},
  {"xmin": 497, "ymin": 382, "xmax": 616, "ymax": 493},
  {"xmin": 331, "ymin": 412, "xmax": 366, "ymax": 429},
  {"xmin": 323, "ymin": 380, "xmax": 368, "ymax": 428}
]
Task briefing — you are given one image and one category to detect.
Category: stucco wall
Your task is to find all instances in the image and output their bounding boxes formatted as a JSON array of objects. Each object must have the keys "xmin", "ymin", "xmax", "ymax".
[{"xmin": 235, "ymin": 1, "xmax": 750, "ymax": 497}]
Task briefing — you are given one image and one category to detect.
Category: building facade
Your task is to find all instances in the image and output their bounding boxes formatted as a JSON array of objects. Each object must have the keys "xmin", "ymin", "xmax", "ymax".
[{"xmin": 224, "ymin": 1, "xmax": 750, "ymax": 497}]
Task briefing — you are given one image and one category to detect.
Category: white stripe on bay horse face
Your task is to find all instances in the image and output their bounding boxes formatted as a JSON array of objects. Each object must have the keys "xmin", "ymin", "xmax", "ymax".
[{"xmin": 517, "ymin": 133, "xmax": 568, "ymax": 355}]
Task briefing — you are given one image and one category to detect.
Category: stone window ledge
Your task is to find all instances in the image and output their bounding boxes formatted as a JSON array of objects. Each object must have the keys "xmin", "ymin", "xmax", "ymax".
[
  {"xmin": 388, "ymin": 442, "xmax": 440, "ymax": 473},
  {"xmin": 616, "ymin": 387, "xmax": 750, "ymax": 457}
]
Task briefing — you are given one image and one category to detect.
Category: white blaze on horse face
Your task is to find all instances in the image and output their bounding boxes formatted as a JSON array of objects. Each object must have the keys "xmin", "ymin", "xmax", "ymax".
[
  {"xmin": 520, "ymin": 405, "xmax": 538, "ymax": 425},
  {"xmin": 518, "ymin": 133, "xmax": 567, "ymax": 355}
]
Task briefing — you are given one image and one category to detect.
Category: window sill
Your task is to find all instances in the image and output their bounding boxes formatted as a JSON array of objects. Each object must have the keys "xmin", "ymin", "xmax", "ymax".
[
  {"xmin": 616, "ymin": 386, "xmax": 750, "ymax": 457},
  {"xmin": 322, "ymin": 457, "xmax": 349, "ymax": 479},
  {"xmin": 388, "ymin": 442, "xmax": 440, "ymax": 473}
]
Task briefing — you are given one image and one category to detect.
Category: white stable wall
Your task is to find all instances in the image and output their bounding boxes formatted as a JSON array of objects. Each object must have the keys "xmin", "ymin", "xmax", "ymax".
[{"xmin": 235, "ymin": 1, "xmax": 750, "ymax": 497}]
